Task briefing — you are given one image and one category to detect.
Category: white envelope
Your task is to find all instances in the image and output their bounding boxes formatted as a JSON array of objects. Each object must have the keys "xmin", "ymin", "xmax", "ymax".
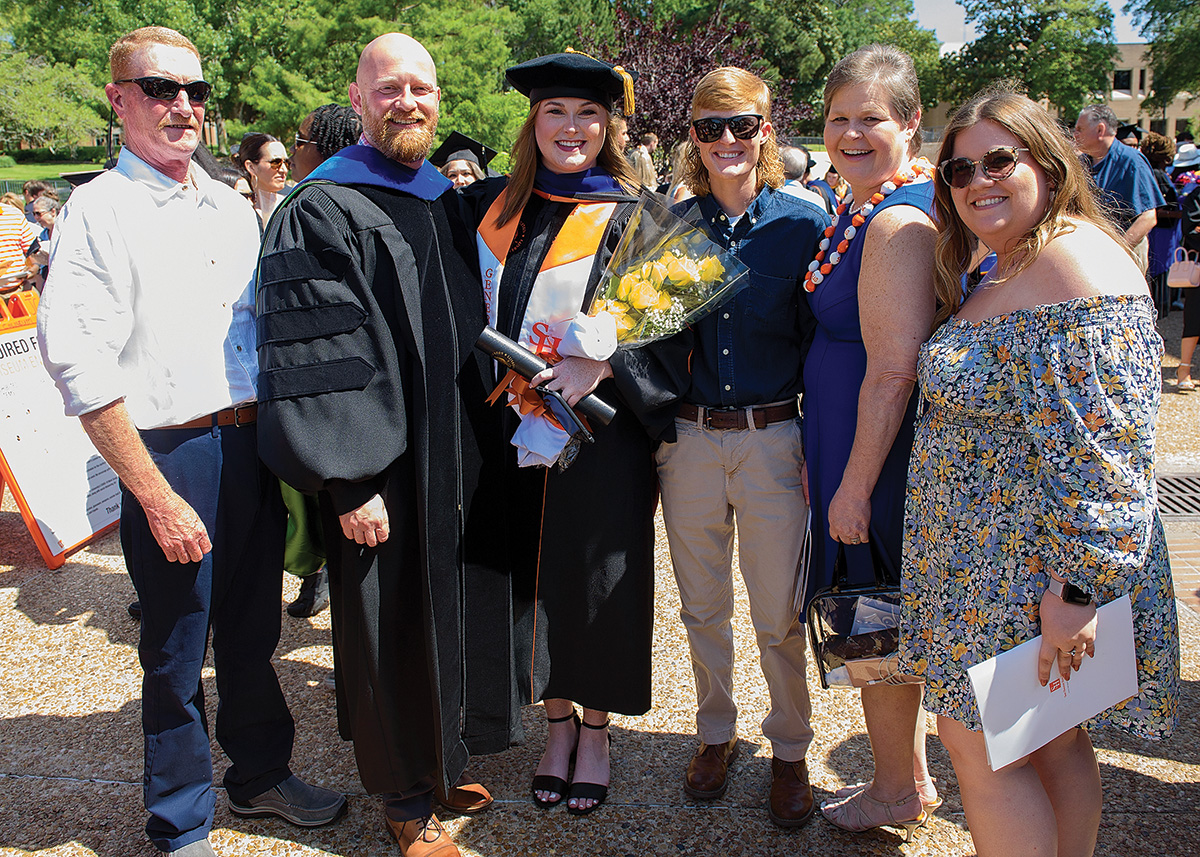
[{"xmin": 967, "ymin": 594, "xmax": 1138, "ymax": 771}]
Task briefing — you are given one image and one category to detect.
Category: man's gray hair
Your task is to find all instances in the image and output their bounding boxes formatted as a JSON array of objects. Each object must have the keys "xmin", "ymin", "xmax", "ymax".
[
  {"xmin": 1080, "ymin": 104, "xmax": 1119, "ymax": 136},
  {"xmin": 779, "ymin": 145, "xmax": 808, "ymax": 181}
]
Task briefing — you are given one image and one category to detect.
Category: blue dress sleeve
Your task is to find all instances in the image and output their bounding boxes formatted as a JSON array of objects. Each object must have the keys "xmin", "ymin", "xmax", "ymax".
[{"xmin": 1013, "ymin": 306, "xmax": 1163, "ymax": 594}]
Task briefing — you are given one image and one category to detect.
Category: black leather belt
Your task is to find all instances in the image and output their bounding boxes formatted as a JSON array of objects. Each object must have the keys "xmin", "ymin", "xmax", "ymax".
[
  {"xmin": 678, "ymin": 401, "xmax": 798, "ymax": 430},
  {"xmin": 152, "ymin": 403, "xmax": 258, "ymax": 430}
]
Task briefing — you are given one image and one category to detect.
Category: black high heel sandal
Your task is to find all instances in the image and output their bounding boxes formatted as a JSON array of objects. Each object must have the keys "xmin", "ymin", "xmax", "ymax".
[
  {"xmin": 531, "ymin": 711, "xmax": 580, "ymax": 809},
  {"xmin": 567, "ymin": 719, "xmax": 610, "ymax": 816}
]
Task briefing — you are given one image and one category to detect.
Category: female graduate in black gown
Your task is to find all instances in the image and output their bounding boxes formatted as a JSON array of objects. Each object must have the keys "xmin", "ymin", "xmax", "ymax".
[{"xmin": 461, "ymin": 53, "xmax": 667, "ymax": 816}]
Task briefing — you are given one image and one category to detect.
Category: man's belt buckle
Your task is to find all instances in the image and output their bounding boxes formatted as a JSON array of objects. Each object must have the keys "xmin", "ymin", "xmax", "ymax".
[
  {"xmin": 702, "ymin": 407, "xmax": 736, "ymax": 430},
  {"xmin": 233, "ymin": 404, "xmax": 255, "ymax": 427}
]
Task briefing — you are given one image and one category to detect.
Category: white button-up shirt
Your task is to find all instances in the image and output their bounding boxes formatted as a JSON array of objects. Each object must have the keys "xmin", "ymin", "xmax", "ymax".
[{"xmin": 38, "ymin": 148, "xmax": 261, "ymax": 429}]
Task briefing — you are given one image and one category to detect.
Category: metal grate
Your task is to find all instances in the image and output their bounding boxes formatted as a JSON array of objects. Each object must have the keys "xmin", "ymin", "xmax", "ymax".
[{"xmin": 1156, "ymin": 474, "xmax": 1200, "ymax": 518}]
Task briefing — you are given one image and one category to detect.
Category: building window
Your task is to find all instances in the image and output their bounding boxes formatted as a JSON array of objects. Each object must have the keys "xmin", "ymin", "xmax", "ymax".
[
  {"xmin": 1177, "ymin": 119, "xmax": 1192, "ymax": 138},
  {"xmin": 1139, "ymin": 69, "xmax": 1146, "ymax": 93},
  {"xmin": 1113, "ymin": 70, "xmax": 1132, "ymax": 93},
  {"xmin": 1150, "ymin": 119, "xmax": 1167, "ymax": 135}
]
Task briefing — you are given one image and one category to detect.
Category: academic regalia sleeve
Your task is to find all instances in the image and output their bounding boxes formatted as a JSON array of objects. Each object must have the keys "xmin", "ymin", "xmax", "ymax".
[
  {"xmin": 608, "ymin": 331, "xmax": 694, "ymax": 444},
  {"xmin": 255, "ymin": 185, "xmax": 408, "ymax": 514}
]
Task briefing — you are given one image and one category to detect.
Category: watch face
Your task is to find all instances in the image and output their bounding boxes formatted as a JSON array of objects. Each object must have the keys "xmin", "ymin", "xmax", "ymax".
[{"xmin": 1063, "ymin": 583, "xmax": 1092, "ymax": 605}]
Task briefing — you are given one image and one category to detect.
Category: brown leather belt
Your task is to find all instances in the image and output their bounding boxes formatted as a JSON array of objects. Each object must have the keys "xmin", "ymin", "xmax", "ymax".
[
  {"xmin": 678, "ymin": 401, "xmax": 798, "ymax": 430},
  {"xmin": 152, "ymin": 403, "xmax": 258, "ymax": 430}
]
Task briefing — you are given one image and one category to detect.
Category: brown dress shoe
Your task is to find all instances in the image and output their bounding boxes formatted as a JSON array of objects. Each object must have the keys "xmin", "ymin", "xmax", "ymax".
[
  {"xmin": 684, "ymin": 738, "xmax": 739, "ymax": 799},
  {"xmin": 384, "ymin": 814, "xmax": 461, "ymax": 857},
  {"xmin": 435, "ymin": 778, "xmax": 493, "ymax": 814},
  {"xmin": 769, "ymin": 757, "xmax": 815, "ymax": 828}
]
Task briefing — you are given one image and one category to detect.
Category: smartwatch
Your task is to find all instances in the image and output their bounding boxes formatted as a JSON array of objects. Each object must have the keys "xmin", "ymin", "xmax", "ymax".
[{"xmin": 1048, "ymin": 577, "xmax": 1093, "ymax": 606}]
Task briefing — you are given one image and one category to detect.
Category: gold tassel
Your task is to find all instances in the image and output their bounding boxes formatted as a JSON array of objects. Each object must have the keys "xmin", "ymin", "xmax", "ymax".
[{"xmin": 565, "ymin": 46, "xmax": 635, "ymax": 115}]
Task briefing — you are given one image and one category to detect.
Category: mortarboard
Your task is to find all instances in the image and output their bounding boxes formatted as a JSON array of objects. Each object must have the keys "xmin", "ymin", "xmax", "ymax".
[
  {"xmin": 506, "ymin": 49, "xmax": 637, "ymax": 114},
  {"xmin": 430, "ymin": 131, "xmax": 497, "ymax": 169}
]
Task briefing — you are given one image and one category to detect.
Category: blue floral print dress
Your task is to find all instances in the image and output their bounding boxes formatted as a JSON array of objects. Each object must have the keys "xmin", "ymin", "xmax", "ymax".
[{"xmin": 900, "ymin": 294, "xmax": 1179, "ymax": 738}]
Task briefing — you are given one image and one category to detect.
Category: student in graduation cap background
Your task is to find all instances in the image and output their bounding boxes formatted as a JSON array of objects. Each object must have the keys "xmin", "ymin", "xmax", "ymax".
[
  {"xmin": 431, "ymin": 131, "xmax": 496, "ymax": 188},
  {"xmin": 459, "ymin": 50, "xmax": 679, "ymax": 817}
]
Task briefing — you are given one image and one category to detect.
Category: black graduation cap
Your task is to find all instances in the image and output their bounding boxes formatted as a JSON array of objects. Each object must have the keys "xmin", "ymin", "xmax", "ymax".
[
  {"xmin": 506, "ymin": 49, "xmax": 637, "ymax": 114},
  {"xmin": 1117, "ymin": 123, "xmax": 1143, "ymax": 142},
  {"xmin": 430, "ymin": 131, "xmax": 497, "ymax": 169}
]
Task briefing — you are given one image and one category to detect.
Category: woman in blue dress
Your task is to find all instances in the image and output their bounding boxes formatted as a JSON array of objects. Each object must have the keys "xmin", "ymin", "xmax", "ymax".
[{"xmin": 802, "ymin": 44, "xmax": 941, "ymax": 839}]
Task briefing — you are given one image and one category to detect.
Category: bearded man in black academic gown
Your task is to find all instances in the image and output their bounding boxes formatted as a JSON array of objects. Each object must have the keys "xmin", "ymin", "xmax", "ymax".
[{"xmin": 255, "ymin": 33, "xmax": 512, "ymax": 857}]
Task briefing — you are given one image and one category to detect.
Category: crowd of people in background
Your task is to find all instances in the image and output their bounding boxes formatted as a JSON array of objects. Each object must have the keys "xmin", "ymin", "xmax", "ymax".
[{"xmin": 19, "ymin": 20, "xmax": 1185, "ymax": 857}]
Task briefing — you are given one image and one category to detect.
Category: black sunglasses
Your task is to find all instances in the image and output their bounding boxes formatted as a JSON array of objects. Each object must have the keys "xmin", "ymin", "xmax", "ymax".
[
  {"xmin": 692, "ymin": 114, "xmax": 765, "ymax": 143},
  {"xmin": 938, "ymin": 146, "xmax": 1029, "ymax": 189},
  {"xmin": 115, "ymin": 76, "xmax": 213, "ymax": 104}
]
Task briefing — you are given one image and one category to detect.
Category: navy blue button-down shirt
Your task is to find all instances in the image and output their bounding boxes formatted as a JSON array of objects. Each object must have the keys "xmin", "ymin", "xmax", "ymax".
[{"xmin": 677, "ymin": 186, "xmax": 828, "ymax": 408}]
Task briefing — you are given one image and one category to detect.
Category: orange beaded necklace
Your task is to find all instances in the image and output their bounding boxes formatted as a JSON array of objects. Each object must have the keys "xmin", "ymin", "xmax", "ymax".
[{"xmin": 803, "ymin": 158, "xmax": 934, "ymax": 293}]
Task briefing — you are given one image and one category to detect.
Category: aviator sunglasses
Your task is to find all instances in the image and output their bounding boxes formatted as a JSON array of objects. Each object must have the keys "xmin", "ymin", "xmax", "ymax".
[
  {"xmin": 938, "ymin": 146, "xmax": 1029, "ymax": 188},
  {"xmin": 262, "ymin": 157, "xmax": 290, "ymax": 170},
  {"xmin": 115, "ymin": 76, "xmax": 213, "ymax": 104},
  {"xmin": 692, "ymin": 114, "xmax": 765, "ymax": 143}
]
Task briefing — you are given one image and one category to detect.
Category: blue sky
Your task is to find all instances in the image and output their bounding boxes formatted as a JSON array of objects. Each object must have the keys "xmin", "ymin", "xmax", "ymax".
[{"xmin": 911, "ymin": 0, "xmax": 1144, "ymax": 45}]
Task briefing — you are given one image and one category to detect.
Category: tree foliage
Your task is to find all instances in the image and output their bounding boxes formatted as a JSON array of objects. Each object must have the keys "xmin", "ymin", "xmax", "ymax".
[
  {"xmin": 944, "ymin": 0, "xmax": 1117, "ymax": 118},
  {"xmin": 0, "ymin": 52, "xmax": 105, "ymax": 151},
  {"xmin": 1125, "ymin": 0, "xmax": 1200, "ymax": 112},
  {"xmin": 578, "ymin": 2, "xmax": 812, "ymax": 153}
]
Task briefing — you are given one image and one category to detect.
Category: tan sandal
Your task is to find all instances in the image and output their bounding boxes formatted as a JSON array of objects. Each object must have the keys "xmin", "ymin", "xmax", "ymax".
[{"xmin": 821, "ymin": 787, "xmax": 926, "ymax": 842}]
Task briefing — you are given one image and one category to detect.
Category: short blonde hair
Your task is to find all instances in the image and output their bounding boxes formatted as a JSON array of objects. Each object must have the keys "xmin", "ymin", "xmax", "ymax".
[
  {"xmin": 682, "ymin": 67, "xmax": 783, "ymax": 198},
  {"xmin": 824, "ymin": 44, "xmax": 922, "ymax": 157},
  {"xmin": 109, "ymin": 26, "xmax": 201, "ymax": 81}
]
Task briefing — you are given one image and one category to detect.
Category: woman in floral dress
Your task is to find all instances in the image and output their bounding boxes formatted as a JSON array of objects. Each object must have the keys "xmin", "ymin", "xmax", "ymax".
[{"xmin": 901, "ymin": 85, "xmax": 1180, "ymax": 856}]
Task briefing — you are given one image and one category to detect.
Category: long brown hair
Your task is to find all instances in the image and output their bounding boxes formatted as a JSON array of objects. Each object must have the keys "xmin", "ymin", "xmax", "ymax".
[
  {"xmin": 495, "ymin": 105, "xmax": 639, "ymax": 227},
  {"xmin": 932, "ymin": 83, "xmax": 1132, "ymax": 327},
  {"xmin": 682, "ymin": 67, "xmax": 783, "ymax": 199}
]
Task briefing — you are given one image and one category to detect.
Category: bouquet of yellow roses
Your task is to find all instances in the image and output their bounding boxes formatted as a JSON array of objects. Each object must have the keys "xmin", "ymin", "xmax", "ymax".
[{"xmin": 588, "ymin": 191, "xmax": 750, "ymax": 346}]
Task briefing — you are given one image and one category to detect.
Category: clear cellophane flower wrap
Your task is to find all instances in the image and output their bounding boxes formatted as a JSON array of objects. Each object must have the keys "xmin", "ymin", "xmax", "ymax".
[{"xmin": 588, "ymin": 190, "xmax": 751, "ymax": 346}]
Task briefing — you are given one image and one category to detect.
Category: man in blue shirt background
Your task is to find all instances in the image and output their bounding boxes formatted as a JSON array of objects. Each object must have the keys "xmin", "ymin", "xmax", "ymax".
[{"xmin": 1075, "ymin": 104, "xmax": 1164, "ymax": 267}]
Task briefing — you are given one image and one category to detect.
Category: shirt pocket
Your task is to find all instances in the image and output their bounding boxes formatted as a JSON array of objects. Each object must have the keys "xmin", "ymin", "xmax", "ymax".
[{"xmin": 746, "ymin": 271, "xmax": 800, "ymax": 326}]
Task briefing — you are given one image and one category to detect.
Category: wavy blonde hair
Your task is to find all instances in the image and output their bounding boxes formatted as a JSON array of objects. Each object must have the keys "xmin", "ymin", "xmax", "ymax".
[
  {"xmin": 932, "ymin": 83, "xmax": 1132, "ymax": 327},
  {"xmin": 682, "ymin": 67, "xmax": 783, "ymax": 199},
  {"xmin": 495, "ymin": 104, "xmax": 639, "ymax": 228}
]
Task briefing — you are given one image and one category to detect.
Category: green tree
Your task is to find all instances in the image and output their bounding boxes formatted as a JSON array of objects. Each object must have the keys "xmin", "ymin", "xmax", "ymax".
[
  {"xmin": 0, "ymin": 51, "xmax": 105, "ymax": 151},
  {"xmin": 943, "ymin": 0, "xmax": 1117, "ymax": 118},
  {"xmin": 832, "ymin": 0, "xmax": 942, "ymax": 110},
  {"xmin": 1125, "ymin": 0, "xmax": 1200, "ymax": 112},
  {"xmin": 0, "ymin": 0, "xmax": 527, "ymax": 154}
]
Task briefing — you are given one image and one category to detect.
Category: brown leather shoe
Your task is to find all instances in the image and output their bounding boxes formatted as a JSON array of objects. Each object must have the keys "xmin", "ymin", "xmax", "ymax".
[
  {"xmin": 384, "ymin": 814, "xmax": 461, "ymax": 857},
  {"xmin": 435, "ymin": 778, "xmax": 493, "ymax": 814},
  {"xmin": 769, "ymin": 757, "xmax": 815, "ymax": 828},
  {"xmin": 684, "ymin": 738, "xmax": 739, "ymax": 799}
]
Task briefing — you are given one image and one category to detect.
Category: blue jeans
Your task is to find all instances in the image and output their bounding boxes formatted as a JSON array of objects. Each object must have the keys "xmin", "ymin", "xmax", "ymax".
[{"xmin": 122, "ymin": 420, "xmax": 291, "ymax": 852}]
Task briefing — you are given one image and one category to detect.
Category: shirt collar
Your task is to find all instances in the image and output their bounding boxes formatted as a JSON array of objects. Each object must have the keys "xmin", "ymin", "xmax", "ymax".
[
  {"xmin": 115, "ymin": 147, "xmax": 221, "ymax": 208},
  {"xmin": 697, "ymin": 185, "xmax": 774, "ymax": 234}
]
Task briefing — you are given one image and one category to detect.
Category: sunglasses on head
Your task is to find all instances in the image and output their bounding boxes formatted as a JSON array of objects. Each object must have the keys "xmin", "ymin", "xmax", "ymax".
[
  {"xmin": 938, "ymin": 146, "xmax": 1029, "ymax": 188},
  {"xmin": 294, "ymin": 134, "xmax": 315, "ymax": 147},
  {"xmin": 692, "ymin": 114, "xmax": 765, "ymax": 143},
  {"xmin": 115, "ymin": 76, "xmax": 213, "ymax": 104}
]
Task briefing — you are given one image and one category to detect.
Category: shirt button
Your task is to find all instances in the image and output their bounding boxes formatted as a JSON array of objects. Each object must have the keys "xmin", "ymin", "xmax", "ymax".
[
  {"xmin": 723, "ymin": 348, "xmax": 729, "ymax": 355},
  {"xmin": 236, "ymin": 345, "xmax": 243, "ymax": 351},
  {"xmin": 724, "ymin": 384, "xmax": 731, "ymax": 391},
  {"xmin": 723, "ymin": 312, "xmax": 730, "ymax": 319}
]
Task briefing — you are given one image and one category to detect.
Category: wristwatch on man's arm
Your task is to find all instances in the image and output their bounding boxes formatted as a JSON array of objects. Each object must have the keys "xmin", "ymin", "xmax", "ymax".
[{"xmin": 1047, "ymin": 576, "xmax": 1093, "ymax": 606}]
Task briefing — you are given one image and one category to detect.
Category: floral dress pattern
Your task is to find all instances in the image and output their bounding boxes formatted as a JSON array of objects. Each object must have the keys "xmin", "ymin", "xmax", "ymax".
[{"xmin": 900, "ymin": 294, "xmax": 1179, "ymax": 738}]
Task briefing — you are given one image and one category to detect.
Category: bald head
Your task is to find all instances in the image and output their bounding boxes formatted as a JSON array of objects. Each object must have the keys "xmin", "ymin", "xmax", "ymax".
[
  {"xmin": 357, "ymin": 33, "xmax": 436, "ymax": 90},
  {"xmin": 350, "ymin": 33, "xmax": 441, "ymax": 166}
]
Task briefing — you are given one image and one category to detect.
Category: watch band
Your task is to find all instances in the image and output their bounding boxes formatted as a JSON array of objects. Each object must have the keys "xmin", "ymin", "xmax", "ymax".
[{"xmin": 1048, "ymin": 577, "xmax": 1066, "ymax": 599}]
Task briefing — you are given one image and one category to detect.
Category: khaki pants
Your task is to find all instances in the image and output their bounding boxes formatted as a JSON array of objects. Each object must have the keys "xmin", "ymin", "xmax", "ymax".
[{"xmin": 655, "ymin": 416, "xmax": 813, "ymax": 760}]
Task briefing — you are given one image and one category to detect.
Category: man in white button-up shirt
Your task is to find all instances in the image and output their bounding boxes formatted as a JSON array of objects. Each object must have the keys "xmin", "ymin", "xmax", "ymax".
[{"xmin": 37, "ymin": 26, "xmax": 344, "ymax": 857}]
